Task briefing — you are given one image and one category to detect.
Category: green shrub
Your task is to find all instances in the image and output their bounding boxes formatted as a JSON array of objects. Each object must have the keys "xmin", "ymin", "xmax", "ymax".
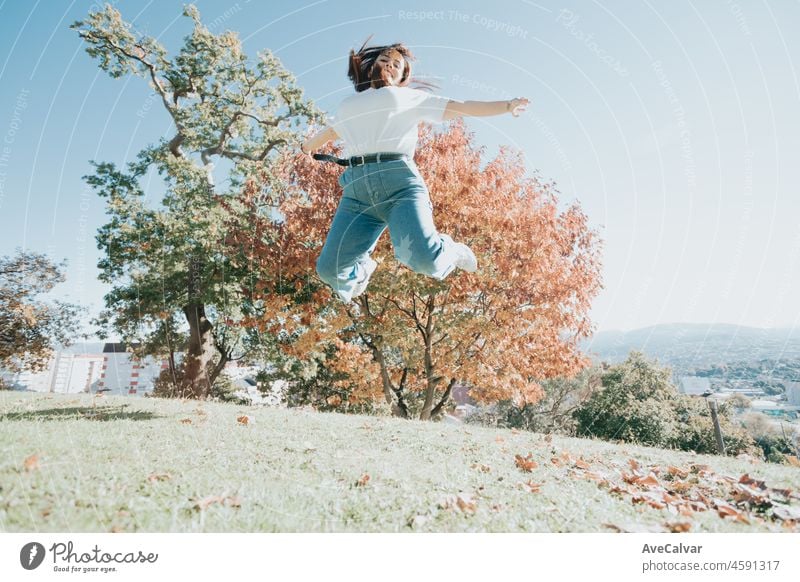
[
  {"xmin": 259, "ymin": 343, "xmax": 386, "ymax": 415},
  {"xmin": 668, "ymin": 395, "xmax": 758, "ymax": 456},
  {"xmin": 573, "ymin": 352, "xmax": 678, "ymax": 446},
  {"xmin": 572, "ymin": 351, "xmax": 760, "ymax": 457}
]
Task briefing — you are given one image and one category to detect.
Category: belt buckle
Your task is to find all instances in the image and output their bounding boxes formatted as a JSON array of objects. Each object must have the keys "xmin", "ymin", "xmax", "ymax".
[{"xmin": 350, "ymin": 155, "xmax": 365, "ymax": 167}]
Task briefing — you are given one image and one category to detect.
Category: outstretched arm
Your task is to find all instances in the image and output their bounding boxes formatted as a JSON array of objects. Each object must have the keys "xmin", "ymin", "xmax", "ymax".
[
  {"xmin": 443, "ymin": 97, "xmax": 530, "ymax": 121},
  {"xmin": 300, "ymin": 125, "xmax": 339, "ymax": 154}
]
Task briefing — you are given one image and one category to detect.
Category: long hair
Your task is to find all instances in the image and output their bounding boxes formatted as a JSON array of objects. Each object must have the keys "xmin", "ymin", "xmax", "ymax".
[{"xmin": 347, "ymin": 35, "xmax": 439, "ymax": 93}]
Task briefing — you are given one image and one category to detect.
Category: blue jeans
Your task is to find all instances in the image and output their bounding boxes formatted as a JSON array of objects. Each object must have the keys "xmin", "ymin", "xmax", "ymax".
[{"xmin": 316, "ymin": 157, "xmax": 461, "ymax": 302}]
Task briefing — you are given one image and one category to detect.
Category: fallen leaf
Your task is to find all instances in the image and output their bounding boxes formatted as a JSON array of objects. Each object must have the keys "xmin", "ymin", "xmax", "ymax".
[
  {"xmin": 667, "ymin": 466, "xmax": 689, "ymax": 479},
  {"xmin": 715, "ymin": 500, "xmax": 749, "ymax": 524},
  {"xmin": 356, "ymin": 473, "xmax": 370, "ymax": 487},
  {"xmin": 456, "ymin": 494, "xmax": 477, "ymax": 513},
  {"xmin": 180, "ymin": 418, "xmax": 192, "ymax": 425},
  {"xmin": 602, "ymin": 522, "xmax": 667, "ymax": 533},
  {"xmin": 635, "ymin": 473, "xmax": 661, "ymax": 488},
  {"xmin": 439, "ymin": 493, "xmax": 477, "ymax": 514},
  {"xmin": 515, "ymin": 453, "xmax": 538, "ymax": 472},
  {"xmin": 471, "ymin": 463, "xmax": 491, "ymax": 473},
  {"xmin": 574, "ymin": 459, "xmax": 591, "ymax": 470},
  {"xmin": 147, "ymin": 472, "xmax": 172, "ymax": 483},
  {"xmin": 669, "ymin": 481, "xmax": 693, "ymax": 494},
  {"xmin": 581, "ymin": 471, "xmax": 607, "ymax": 483},
  {"xmin": 609, "ymin": 484, "xmax": 633, "ymax": 496},
  {"xmin": 632, "ymin": 492, "xmax": 667, "ymax": 510},
  {"xmin": 738, "ymin": 474, "xmax": 767, "ymax": 490},
  {"xmin": 23, "ymin": 454, "xmax": 40, "ymax": 472},
  {"xmin": 666, "ymin": 521, "xmax": 692, "ymax": 533},
  {"xmin": 662, "ymin": 491, "xmax": 681, "ymax": 504},
  {"xmin": 784, "ymin": 455, "xmax": 800, "ymax": 468},
  {"xmin": 237, "ymin": 415, "xmax": 251, "ymax": 425},
  {"xmin": 523, "ymin": 480, "xmax": 542, "ymax": 493},
  {"xmin": 193, "ymin": 494, "xmax": 242, "ymax": 511},
  {"xmin": 732, "ymin": 483, "xmax": 770, "ymax": 506}
]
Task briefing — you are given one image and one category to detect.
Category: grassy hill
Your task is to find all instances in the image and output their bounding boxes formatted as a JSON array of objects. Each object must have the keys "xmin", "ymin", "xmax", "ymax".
[{"xmin": 1, "ymin": 391, "xmax": 798, "ymax": 533}]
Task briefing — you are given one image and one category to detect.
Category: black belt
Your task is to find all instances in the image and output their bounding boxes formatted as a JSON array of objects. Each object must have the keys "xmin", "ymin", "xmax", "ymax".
[{"xmin": 312, "ymin": 152, "xmax": 408, "ymax": 167}]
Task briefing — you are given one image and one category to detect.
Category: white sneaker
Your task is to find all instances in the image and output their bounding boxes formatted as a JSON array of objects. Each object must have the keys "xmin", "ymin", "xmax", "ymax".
[
  {"xmin": 351, "ymin": 257, "xmax": 378, "ymax": 298},
  {"xmin": 453, "ymin": 242, "xmax": 478, "ymax": 273}
]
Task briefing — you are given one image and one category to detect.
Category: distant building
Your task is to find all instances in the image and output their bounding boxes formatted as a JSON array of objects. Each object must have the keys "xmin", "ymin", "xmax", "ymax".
[
  {"xmin": 97, "ymin": 343, "xmax": 177, "ymax": 396},
  {"xmin": 678, "ymin": 376, "xmax": 711, "ymax": 396},
  {"xmin": 4, "ymin": 344, "xmax": 286, "ymax": 402},
  {"xmin": 5, "ymin": 352, "xmax": 104, "ymax": 394},
  {"xmin": 723, "ymin": 387, "xmax": 767, "ymax": 398},
  {"xmin": 52, "ymin": 353, "xmax": 104, "ymax": 393}
]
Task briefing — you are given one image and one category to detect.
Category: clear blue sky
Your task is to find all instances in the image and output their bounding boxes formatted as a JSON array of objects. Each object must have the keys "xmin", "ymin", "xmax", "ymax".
[{"xmin": 1, "ymin": 0, "xmax": 798, "ymax": 337}]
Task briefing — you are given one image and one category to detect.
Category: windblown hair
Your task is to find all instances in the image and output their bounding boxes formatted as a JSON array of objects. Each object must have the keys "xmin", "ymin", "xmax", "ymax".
[{"xmin": 347, "ymin": 35, "xmax": 438, "ymax": 93}]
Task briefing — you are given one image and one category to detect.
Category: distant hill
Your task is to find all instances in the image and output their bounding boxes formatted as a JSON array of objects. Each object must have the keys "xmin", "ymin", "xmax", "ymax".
[{"xmin": 581, "ymin": 323, "xmax": 800, "ymax": 372}]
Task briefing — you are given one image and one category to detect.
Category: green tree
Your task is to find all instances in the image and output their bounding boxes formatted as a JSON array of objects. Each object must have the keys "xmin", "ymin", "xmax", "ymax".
[
  {"xmin": 72, "ymin": 4, "xmax": 322, "ymax": 398},
  {"xmin": 574, "ymin": 351, "xmax": 680, "ymax": 446},
  {"xmin": 0, "ymin": 250, "xmax": 85, "ymax": 379},
  {"xmin": 574, "ymin": 351, "xmax": 759, "ymax": 457},
  {"xmin": 668, "ymin": 396, "xmax": 757, "ymax": 456}
]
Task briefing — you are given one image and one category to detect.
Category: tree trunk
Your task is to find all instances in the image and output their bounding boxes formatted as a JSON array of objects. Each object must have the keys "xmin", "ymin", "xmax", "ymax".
[
  {"xmin": 419, "ymin": 298, "xmax": 436, "ymax": 420},
  {"xmin": 180, "ymin": 302, "xmax": 217, "ymax": 398},
  {"xmin": 430, "ymin": 378, "xmax": 457, "ymax": 419},
  {"xmin": 168, "ymin": 348, "xmax": 177, "ymax": 388},
  {"xmin": 370, "ymin": 341, "xmax": 409, "ymax": 418},
  {"xmin": 419, "ymin": 346, "xmax": 435, "ymax": 420}
]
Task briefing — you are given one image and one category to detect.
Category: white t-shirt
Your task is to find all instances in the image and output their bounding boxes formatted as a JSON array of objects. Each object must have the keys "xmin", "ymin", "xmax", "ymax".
[{"xmin": 330, "ymin": 86, "xmax": 453, "ymax": 158}]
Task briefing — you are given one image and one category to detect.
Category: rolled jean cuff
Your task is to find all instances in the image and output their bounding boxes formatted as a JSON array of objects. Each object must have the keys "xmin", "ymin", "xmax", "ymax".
[{"xmin": 427, "ymin": 234, "xmax": 459, "ymax": 280}]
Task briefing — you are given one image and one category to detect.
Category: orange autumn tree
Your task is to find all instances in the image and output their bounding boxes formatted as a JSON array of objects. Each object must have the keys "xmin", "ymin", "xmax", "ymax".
[
  {"xmin": 259, "ymin": 119, "xmax": 602, "ymax": 419},
  {"xmin": 218, "ymin": 154, "xmax": 383, "ymax": 411}
]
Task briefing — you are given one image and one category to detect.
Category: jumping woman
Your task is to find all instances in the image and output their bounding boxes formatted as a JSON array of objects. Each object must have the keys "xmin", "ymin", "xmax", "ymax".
[{"xmin": 301, "ymin": 38, "xmax": 529, "ymax": 303}]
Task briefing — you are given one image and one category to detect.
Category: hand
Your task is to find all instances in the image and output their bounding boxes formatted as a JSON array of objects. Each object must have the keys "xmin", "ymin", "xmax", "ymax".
[{"xmin": 507, "ymin": 97, "xmax": 530, "ymax": 117}]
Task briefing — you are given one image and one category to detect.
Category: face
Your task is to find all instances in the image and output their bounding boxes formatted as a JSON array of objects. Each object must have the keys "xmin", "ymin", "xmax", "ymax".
[{"xmin": 373, "ymin": 51, "xmax": 405, "ymax": 86}]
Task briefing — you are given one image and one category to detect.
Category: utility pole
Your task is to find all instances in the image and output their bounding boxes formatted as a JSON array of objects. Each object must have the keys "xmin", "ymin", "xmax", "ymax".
[{"xmin": 707, "ymin": 398, "xmax": 726, "ymax": 455}]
